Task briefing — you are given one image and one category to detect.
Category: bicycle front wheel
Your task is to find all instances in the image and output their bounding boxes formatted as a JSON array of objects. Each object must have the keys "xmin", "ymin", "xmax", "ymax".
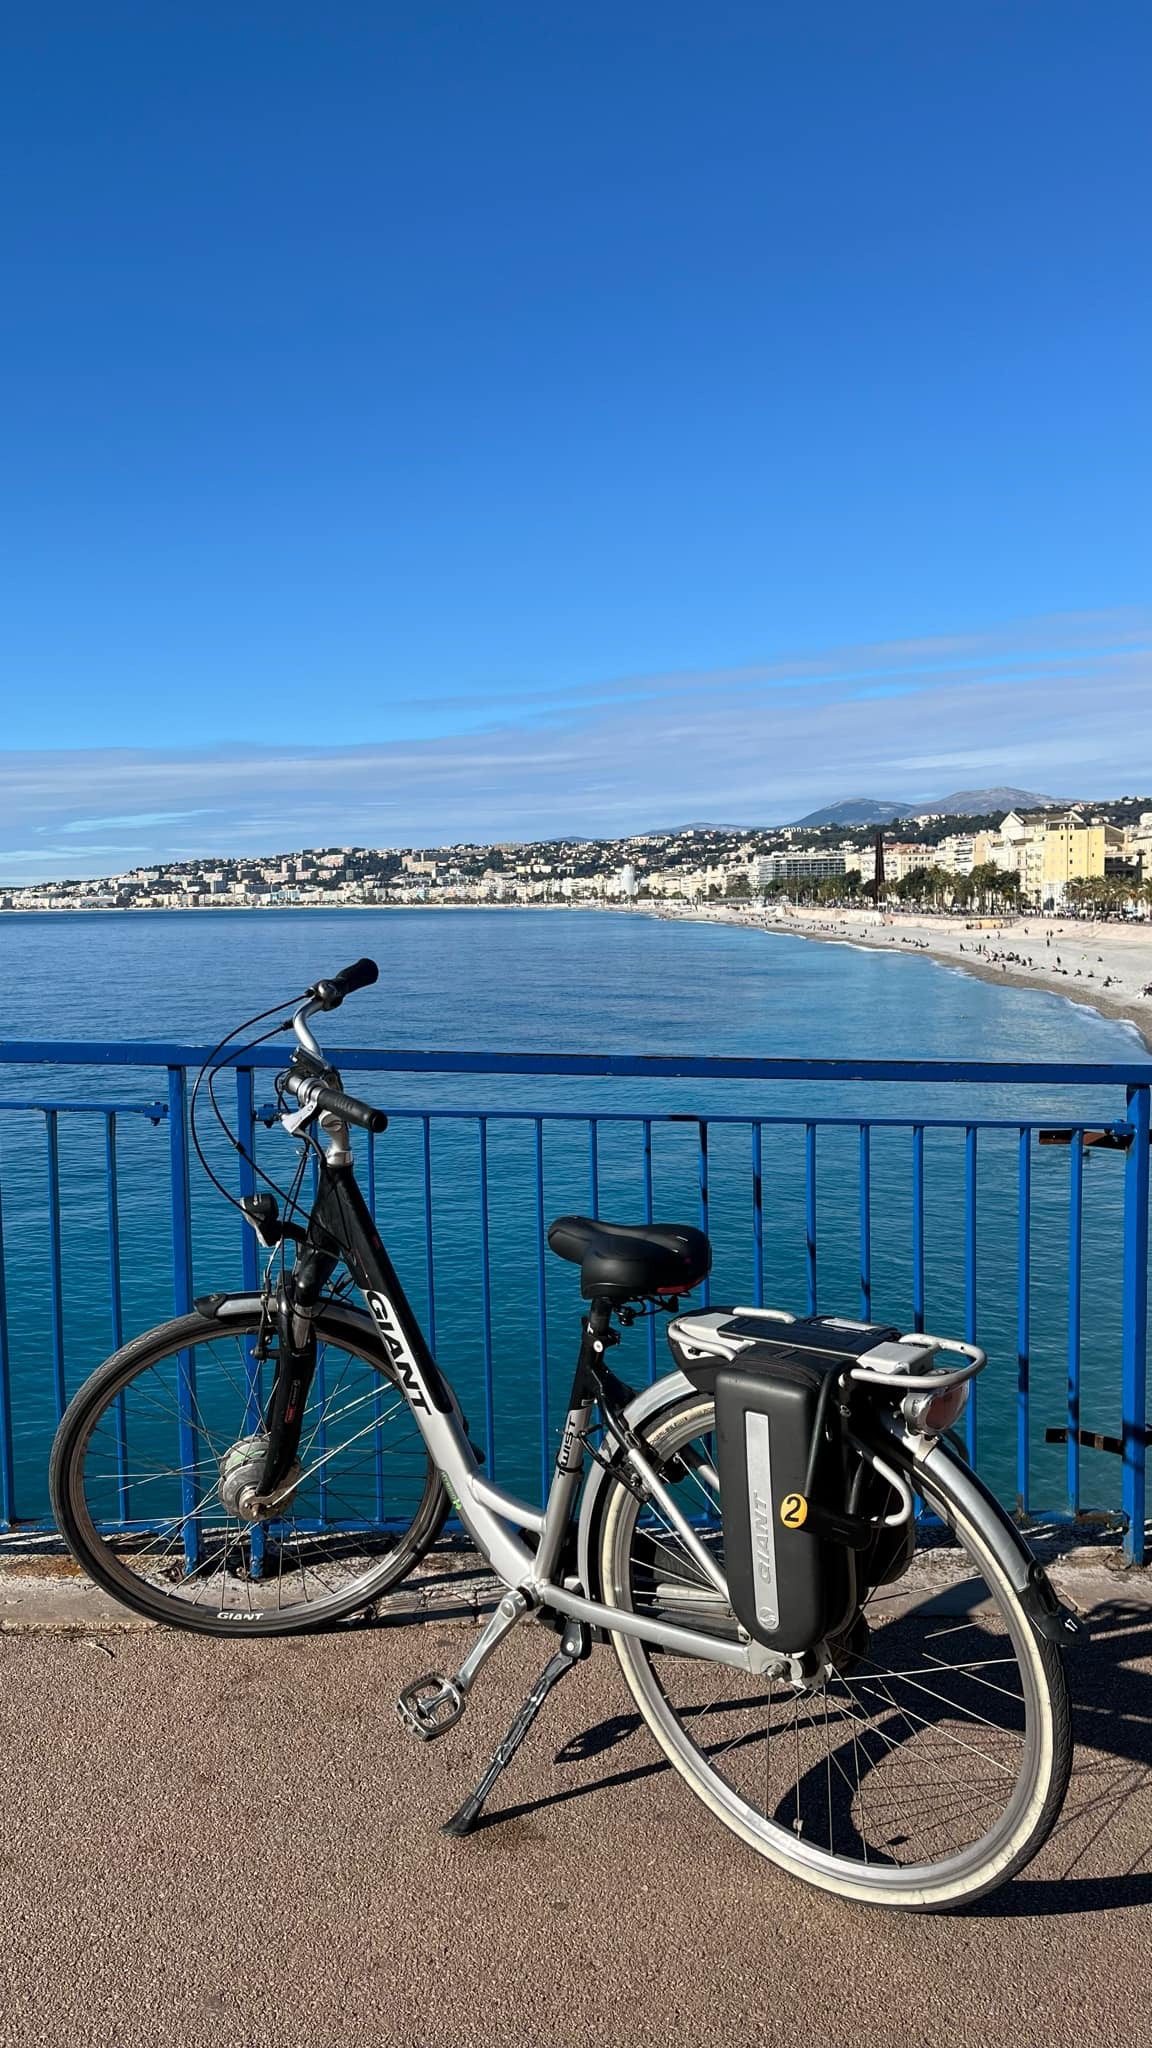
[
  {"xmin": 597, "ymin": 1393, "xmax": 1072, "ymax": 1910},
  {"xmin": 50, "ymin": 1304, "xmax": 449, "ymax": 1635}
]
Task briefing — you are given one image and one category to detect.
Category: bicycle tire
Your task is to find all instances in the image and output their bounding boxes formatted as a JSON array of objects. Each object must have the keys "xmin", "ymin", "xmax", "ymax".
[
  {"xmin": 50, "ymin": 1304, "xmax": 449, "ymax": 1636},
  {"xmin": 597, "ymin": 1392, "xmax": 1072, "ymax": 1911}
]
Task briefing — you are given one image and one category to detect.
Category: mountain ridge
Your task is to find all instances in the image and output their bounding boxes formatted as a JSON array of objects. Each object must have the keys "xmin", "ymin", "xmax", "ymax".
[{"xmin": 791, "ymin": 787, "xmax": 1063, "ymax": 828}]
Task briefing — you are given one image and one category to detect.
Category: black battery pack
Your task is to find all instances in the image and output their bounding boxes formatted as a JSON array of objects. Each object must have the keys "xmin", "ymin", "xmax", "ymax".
[{"xmin": 714, "ymin": 1351, "xmax": 858, "ymax": 1654}]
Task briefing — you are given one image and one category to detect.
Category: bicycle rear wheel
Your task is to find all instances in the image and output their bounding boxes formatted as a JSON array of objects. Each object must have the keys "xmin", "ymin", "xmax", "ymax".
[
  {"xmin": 50, "ymin": 1304, "xmax": 448, "ymax": 1634},
  {"xmin": 597, "ymin": 1393, "xmax": 1072, "ymax": 1910}
]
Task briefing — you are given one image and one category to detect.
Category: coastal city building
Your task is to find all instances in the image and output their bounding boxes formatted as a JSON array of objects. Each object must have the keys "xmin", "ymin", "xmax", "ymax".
[
  {"xmin": 974, "ymin": 807, "xmax": 1128, "ymax": 908},
  {"xmin": 753, "ymin": 852, "xmax": 848, "ymax": 884},
  {"xmin": 3, "ymin": 801, "xmax": 1150, "ymax": 916}
]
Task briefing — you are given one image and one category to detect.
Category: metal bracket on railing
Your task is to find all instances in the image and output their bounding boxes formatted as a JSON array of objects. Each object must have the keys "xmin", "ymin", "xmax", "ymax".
[
  {"xmin": 1038, "ymin": 1124, "xmax": 1136, "ymax": 1151},
  {"xmin": 1046, "ymin": 1425, "xmax": 1152, "ymax": 1456}
]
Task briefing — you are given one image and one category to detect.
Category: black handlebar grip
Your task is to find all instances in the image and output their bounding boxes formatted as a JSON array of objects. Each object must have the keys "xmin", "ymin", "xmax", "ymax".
[
  {"xmin": 313, "ymin": 1085, "xmax": 388, "ymax": 1134},
  {"xmin": 312, "ymin": 958, "xmax": 380, "ymax": 1010}
]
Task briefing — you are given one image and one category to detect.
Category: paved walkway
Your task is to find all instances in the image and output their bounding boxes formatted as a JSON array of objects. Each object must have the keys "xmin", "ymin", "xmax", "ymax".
[{"xmin": 3, "ymin": 1559, "xmax": 1152, "ymax": 2048}]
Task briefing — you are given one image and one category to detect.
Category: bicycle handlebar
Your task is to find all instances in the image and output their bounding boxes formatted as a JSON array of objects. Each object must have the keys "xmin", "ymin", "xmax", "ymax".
[
  {"xmin": 283, "ymin": 1069, "xmax": 388, "ymax": 1134},
  {"xmin": 290, "ymin": 959, "xmax": 379, "ymax": 1065},
  {"xmin": 310, "ymin": 1082, "xmax": 388, "ymax": 1134},
  {"xmin": 284, "ymin": 962, "xmax": 385, "ymax": 1132},
  {"xmin": 309, "ymin": 958, "xmax": 380, "ymax": 1011}
]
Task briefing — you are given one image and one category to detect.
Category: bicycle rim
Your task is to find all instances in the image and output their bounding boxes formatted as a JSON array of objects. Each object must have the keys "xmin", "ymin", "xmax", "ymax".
[
  {"xmin": 598, "ymin": 1395, "xmax": 1070, "ymax": 1910},
  {"xmin": 50, "ymin": 1309, "xmax": 447, "ymax": 1634}
]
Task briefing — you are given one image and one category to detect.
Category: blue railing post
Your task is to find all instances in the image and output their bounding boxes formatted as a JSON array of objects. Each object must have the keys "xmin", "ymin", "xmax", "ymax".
[
  {"xmin": 1121, "ymin": 1081, "xmax": 1150, "ymax": 1564},
  {"xmin": 105, "ymin": 1112, "xmax": 130, "ymax": 1523},
  {"xmin": 233, "ymin": 1065, "xmax": 265, "ymax": 1575},
  {"xmin": 804, "ymin": 1122, "xmax": 817, "ymax": 1316},
  {"xmin": 1016, "ymin": 1126, "xmax": 1031, "ymax": 1519},
  {"xmin": 643, "ymin": 1118, "xmax": 657, "ymax": 1381},
  {"xmin": 698, "ymin": 1121, "xmax": 711, "ymax": 1308},
  {"xmin": 534, "ymin": 1116, "xmax": 549, "ymax": 1497},
  {"xmin": 167, "ymin": 1065, "xmax": 201, "ymax": 1572},
  {"xmin": 0, "ymin": 1161, "xmax": 13, "ymax": 1528},
  {"xmin": 1067, "ymin": 1132, "xmax": 1084, "ymax": 1516},
  {"xmin": 234, "ymin": 1067, "xmax": 259, "ymax": 1296},
  {"xmin": 45, "ymin": 1111, "xmax": 66, "ymax": 1417},
  {"xmin": 477, "ymin": 1118, "xmax": 496, "ymax": 1477},
  {"xmin": 858, "ymin": 1123, "xmax": 871, "ymax": 1321},
  {"xmin": 421, "ymin": 1114, "xmax": 436, "ymax": 1353},
  {"xmin": 233, "ymin": 1068, "xmax": 264, "ymax": 1439},
  {"xmin": 964, "ymin": 1125, "xmax": 978, "ymax": 1462},
  {"xmin": 751, "ymin": 1123, "xmax": 764, "ymax": 1310},
  {"xmin": 911, "ymin": 1125, "xmax": 925, "ymax": 1332}
]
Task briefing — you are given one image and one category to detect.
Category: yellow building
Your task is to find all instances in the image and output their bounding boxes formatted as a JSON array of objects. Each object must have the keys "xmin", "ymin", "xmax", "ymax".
[
  {"xmin": 1041, "ymin": 820, "xmax": 1111, "ymax": 899},
  {"xmin": 974, "ymin": 810, "xmax": 1122, "ymax": 907}
]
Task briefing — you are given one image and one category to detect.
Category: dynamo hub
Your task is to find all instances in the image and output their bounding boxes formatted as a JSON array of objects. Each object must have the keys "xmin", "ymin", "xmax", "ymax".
[{"xmin": 218, "ymin": 1435, "xmax": 302, "ymax": 1522}]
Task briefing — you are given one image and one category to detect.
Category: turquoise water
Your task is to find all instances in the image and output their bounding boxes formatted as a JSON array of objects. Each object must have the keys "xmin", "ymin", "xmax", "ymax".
[{"xmin": 1, "ymin": 908, "xmax": 1148, "ymax": 1519}]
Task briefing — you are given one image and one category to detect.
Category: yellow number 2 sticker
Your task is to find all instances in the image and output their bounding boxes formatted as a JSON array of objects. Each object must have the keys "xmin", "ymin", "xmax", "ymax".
[{"xmin": 780, "ymin": 1492, "xmax": 808, "ymax": 1528}]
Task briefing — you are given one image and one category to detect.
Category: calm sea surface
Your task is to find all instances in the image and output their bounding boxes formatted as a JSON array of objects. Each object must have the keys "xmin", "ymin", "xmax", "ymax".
[{"xmin": 1, "ymin": 908, "xmax": 1148, "ymax": 1517}]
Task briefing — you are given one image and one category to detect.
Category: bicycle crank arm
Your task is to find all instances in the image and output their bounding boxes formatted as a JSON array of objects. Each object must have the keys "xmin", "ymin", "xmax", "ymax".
[{"xmin": 396, "ymin": 1592, "xmax": 529, "ymax": 1741}]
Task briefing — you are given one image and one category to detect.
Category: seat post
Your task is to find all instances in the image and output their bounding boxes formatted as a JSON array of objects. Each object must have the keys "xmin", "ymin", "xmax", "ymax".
[{"xmin": 568, "ymin": 1293, "xmax": 618, "ymax": 1409}]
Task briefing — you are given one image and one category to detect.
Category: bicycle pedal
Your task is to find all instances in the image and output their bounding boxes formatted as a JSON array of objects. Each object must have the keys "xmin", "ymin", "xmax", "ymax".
[{"xmin": 396, "ymin": 1672, "xmax": 466, "ymax": 1742}]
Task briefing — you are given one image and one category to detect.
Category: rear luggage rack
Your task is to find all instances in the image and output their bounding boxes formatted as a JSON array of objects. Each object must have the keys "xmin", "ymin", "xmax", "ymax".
[{"xmin": 668, "ymin": 1307, "xmax": 986, "ymax": 1400}]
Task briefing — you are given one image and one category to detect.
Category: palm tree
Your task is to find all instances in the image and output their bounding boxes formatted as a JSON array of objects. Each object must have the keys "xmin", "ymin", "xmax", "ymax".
[
  {"xmin": 923, "ymin": 864, "xmax": 955, "ymax": 909},
  {"xmin": 968, "ymin": 862, "xmax": 1012, "ymax": 913}
]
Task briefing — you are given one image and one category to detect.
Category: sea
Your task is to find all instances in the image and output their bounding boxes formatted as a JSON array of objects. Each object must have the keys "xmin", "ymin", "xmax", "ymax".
[{"xmin": 1, "ymin": 907, "xmax": 1148, "ymax": 1519}]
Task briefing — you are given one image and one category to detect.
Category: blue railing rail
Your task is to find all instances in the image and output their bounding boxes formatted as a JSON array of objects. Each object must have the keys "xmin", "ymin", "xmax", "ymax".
[{"xmin": 0, "ymin": 1041, "xmax": 1149, "ymax": 1560}]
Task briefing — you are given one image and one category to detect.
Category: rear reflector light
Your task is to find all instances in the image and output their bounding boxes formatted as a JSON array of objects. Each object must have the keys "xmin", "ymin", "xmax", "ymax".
[{"xmin": 902, "ymin": 1381, "xmax": 970, "ymax": 1436}]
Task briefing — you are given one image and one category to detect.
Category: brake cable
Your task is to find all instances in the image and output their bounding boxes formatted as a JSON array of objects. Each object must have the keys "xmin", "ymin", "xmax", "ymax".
[{"xmin": 189, "ymin": 994, "xmax": 312, "ymax": 1219}]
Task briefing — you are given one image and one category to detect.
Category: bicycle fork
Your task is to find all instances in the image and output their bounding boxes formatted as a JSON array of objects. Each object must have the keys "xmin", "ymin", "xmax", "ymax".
[{"xmin": 253, "ymin": 1247, "xmax": 340, "ymax": 1502}]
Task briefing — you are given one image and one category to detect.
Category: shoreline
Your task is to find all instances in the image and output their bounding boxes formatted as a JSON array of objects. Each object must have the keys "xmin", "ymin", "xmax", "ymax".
[{"xmin": 646, "ymin": 903, "xmax": 1152, "ymax": 1053}]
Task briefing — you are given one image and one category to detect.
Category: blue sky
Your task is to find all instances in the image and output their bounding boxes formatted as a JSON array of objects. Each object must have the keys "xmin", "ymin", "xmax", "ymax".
[{"xmin": 2, "ymin": 4, "xmax": 1150, "ymax": 877}]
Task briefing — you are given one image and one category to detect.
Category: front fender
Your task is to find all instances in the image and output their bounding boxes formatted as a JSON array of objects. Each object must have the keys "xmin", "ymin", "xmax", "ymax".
[
  {"xmin": 575, "ymin": 1368, "xmax": 693, "ymax": 1597},
  {"xmin": 192, "ymin": 1290, "xmax": 383, "ymax": 1349}
]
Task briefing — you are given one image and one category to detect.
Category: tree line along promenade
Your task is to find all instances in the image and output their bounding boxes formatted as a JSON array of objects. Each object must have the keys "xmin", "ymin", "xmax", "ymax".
[{"xmin": 5, "ymin": 803, "xmax": 1152, "ymax": 918}]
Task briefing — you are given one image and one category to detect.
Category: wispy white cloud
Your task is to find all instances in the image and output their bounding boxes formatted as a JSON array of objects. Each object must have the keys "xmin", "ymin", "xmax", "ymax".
[
  {"xmin": 53, "ymin": 808, "xmax": 218, "ymax": 834},
  {"xmin": 2, "ymin": 608, "xmax": 1149, "ymax": 882}
]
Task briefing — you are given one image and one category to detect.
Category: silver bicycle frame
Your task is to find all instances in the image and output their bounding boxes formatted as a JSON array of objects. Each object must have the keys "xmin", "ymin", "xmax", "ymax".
[{"xmin": 363, "ymin": 1278, "xmax": 779, "ymax": 1673}]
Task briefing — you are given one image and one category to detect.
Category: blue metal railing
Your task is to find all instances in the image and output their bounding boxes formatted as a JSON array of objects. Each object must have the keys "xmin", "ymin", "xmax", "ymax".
[{"xmin": 0, "ymin": 1041, "xmax": 1148, "ymax": 1559}]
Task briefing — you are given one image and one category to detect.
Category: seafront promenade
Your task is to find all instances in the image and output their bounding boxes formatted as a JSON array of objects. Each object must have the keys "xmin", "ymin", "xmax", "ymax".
[{"xmin": 2, "ymin": 1544, "xmax": 1151, "ymax": 2048}]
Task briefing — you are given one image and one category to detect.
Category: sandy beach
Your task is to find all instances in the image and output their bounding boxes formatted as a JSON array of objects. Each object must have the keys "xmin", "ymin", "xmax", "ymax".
[{"xmin": 652, "ymin": 903, "xmax": 1152, "ymax": 1050}]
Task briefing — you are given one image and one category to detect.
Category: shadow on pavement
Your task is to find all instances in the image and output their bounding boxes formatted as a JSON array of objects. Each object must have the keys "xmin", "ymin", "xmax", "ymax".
[
  {"xmin": 972, "ymin": 1597, "xmax": 1152, "ymax": 1916},
  {"xmin": 475, "ymin": 1595, "xmax": 1152, "ymax": 1916}
]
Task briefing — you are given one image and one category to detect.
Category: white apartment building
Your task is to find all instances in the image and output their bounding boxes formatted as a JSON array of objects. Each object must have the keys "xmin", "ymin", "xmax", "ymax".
[
  {"xmin": 938, "ymin": 834, "xmax": 976, "ymax": 874},
  {"xmin": 756, "ymin": 853, "xmax": 848, "ymax": 884},
  {"xmin": 1122, "ymin": 813, "xmax": 1152, "ymax": 872}
]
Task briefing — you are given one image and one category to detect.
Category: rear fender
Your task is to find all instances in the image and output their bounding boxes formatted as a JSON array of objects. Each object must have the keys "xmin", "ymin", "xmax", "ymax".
[{"xmin": 889, "ymin": 1424, "xmax": 1081, "ymax": 1645}]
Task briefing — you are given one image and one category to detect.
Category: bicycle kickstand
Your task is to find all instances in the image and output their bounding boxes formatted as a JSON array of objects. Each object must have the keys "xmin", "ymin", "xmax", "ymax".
[{"xmin": 442, "ymin": 1618, "xmax": 590, "ymax": 1838}]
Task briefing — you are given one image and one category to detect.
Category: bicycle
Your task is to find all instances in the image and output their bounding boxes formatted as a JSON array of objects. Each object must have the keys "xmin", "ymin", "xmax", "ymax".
[{"xmin": 50, "ymin": 959, "xmax": 1077, "ymax": 1910}]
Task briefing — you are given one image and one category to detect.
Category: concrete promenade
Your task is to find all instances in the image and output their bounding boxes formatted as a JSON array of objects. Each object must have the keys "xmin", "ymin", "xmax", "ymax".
[{"xmin": 3, "ymin": 1554, "xmax": 1152, "ymax": 2048}]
